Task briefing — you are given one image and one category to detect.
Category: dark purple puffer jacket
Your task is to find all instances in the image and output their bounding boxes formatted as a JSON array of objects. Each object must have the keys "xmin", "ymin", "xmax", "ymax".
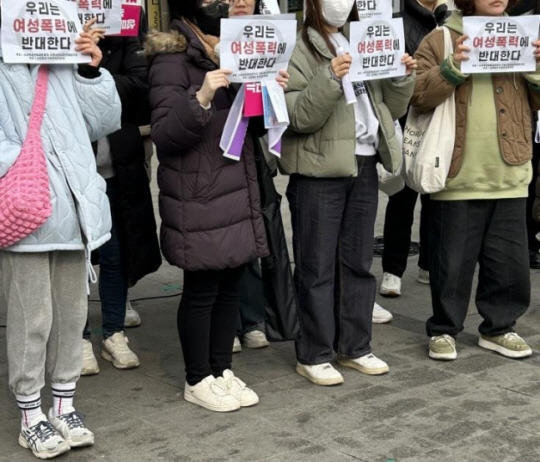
[{"xmin": 146, "ymin": 20, "xmax": 268, "ymax": 271}]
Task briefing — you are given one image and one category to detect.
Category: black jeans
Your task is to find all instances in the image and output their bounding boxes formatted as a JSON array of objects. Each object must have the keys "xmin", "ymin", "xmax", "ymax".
[
  {"xmin": 427, "ymin": 198, "xmax": 530, "ymax": 337},
  {"xmin": 237, "ymin": 260, "xmax": 265, "ymax": 336},
  {"xmin": 382, "ymin": 184, "xmax": 430, "ymax": 277},
  {"xmin": 178, "ymin": 265, "xmax": 245, "ymax": 386},
  {"xmin": 287, "ymin": 156, "xmax": 378, "ymax": 365}
]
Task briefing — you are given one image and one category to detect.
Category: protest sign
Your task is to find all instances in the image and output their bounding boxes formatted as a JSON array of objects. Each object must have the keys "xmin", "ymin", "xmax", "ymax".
[
  {"xmin": 258, "ymin": 0, "xmax": 281, "ymax": 15},
  {"xmin": 110, "ymin": 0, "xmax": 142, "ymax": 36},
  {"xmin": 220, "ymin": 16, "xmax": 296, "ymax": 83},
  {"xmin": 462, "ymin": 16, "xmax": 540, "ymax": 74},
  {"xmin": 349, "ymin": 18, "xmax": 406, "ymax": 81},
  {"xmin": 1, "ymin": 0, "xmax": 91, "ymax": 64},
  {"xmin": 356, "ymin": 0, "xmax": 393, "ymax": 21},
  {"xmin": 75, "ymin": 0, "xmax": 123, "ymax": 35}
]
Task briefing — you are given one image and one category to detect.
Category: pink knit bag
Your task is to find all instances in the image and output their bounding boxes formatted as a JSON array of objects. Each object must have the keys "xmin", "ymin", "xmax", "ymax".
[{"xmin": 0, "ymin": 65, "xmax": 52, "ymax": 248}]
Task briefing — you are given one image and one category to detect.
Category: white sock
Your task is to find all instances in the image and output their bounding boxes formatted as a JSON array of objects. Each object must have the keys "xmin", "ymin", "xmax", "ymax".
[
  {"xmin": 51, "ymin": 382, "xmax": 76, "ymax": 417},
  {"xmin": 16, "ymin": 393, "xmax": 43, "ymax": 428}
]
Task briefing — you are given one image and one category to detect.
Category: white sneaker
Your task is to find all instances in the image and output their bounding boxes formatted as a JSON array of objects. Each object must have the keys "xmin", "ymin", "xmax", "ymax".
[
  {"xmin": 184, "ymin": 375, "xmax": 240, "ymax": 412},
  {"xmin": 296, "ymin": 362, "xmax": 344, "ymax": 386},
  {"xmin": 81, "ymin": 339, "xmax": 100, "ymax": 376},
  {"xmin": 337, "ymin": 353, "xmax": 389, "ymax": 375},
  {"xmin": 124, "ymin": 300, "xmax": 141, "ymax": 327},
  {"xmin": 380, "ymin": 272, "xmax": 401, "ymax": 297},
  {"xmin": 48, "ymin": 407, "xmax": 94, "ymax": 448},
  {"xmin": 220, "ymin": 370, "xmax": 259, "ymax": 407},
  {"xmin": 417, "ymin": 268, "xmax": 430, "ymax": 285},
  {"xmin": 101, "ymin": 332, "xmax": 140, "ymax": 369},
  {"xmin": 19, "ymin": 414, "xmax": 70, "ymax": 459},
  {"xmin": 233, "ymin": 336, "xmax": 242, "ymax": 353},
  {"xmin": 372, "ymin": 302, "xmax": 393, "ymax": 324},
  {"xmin": 242, "ymin": 330, "xmax": 270, "ymax": 349},
  {"xmin": 429, "ymin": 334, "xmax": 457, "ymax": 360}
]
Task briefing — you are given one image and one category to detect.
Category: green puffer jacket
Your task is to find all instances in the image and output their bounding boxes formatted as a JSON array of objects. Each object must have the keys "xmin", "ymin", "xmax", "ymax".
[{"xmin": 279, "ymin": 26, "xmax": 415, "ymax": 178}]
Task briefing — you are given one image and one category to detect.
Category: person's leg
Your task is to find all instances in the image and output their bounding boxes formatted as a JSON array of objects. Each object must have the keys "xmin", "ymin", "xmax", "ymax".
[
  {"xmin": 526, "ymin": 143, "xmax": 540, "ymax": 256},
  {"xmin": 286, "ymin": 174, "xmax": 346, "ymax": 365},
  {"xmin": 418, "ymin": 194, "xmax": 431, "ymax": 272},
  {"xmin": 382, "ymin": 185, "xmax": 419, "ymax": 277},
  {"xmin": 476, "ymin": 199, "xmax": 530, "ymax": 335},
  {"xmin": 238, "ymin": 260, "xmax": 265, "ymax": 335}
]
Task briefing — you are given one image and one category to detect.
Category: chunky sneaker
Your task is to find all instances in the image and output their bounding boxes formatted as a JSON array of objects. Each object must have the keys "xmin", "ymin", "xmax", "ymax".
[
  {"xmin": 337, "ymin": 353, "xmax": 389, "ymax": 375},
  {"xmin": 124, "ymin": 300, "xmax": 141, "ymax": 327},
  {"xmin": 380, "ymin": 272, "xmax": 401, "ymax": 297},
  {"xmin": 429, "ymin": 334, "xmax": 457, "ymax": 360},
  {"xmin": 478, "ymin": 332, "xmax": 532, "ymax": 359},
  {"xmin": 220, "ymin": 370, "xmax": 259, "ymax": 407},
  {"xmin": 48, "ymin": 408, "xmax": 94, "ymax": 448},
  {"xmin": 417, "ymin": 268, "xmax": 430, "ymax": 285},
  {"xmin": 101, "ymin": 332, "xmax": 140, "ymax": 369},
  {"xmin": 372, "ymin": 302, "xmax": 393, "ymax": 324},
  {"xmin": 296, "ymin": 362, "xmax": 344, "ymax": 386},
  {"xmin": 233, "ymin": 336, "xmax": 242, "ymax": 353},
  {"xmin": 81, "ymin": 339, "xmax": 99, "ymax": 376},
  {"xmin": 19, "ymin": 414, "xmax": 70, "ymax": 459},
  {"xmin": 184, "ymin": 375, "xmax": 240, "ymax": 412},
  {"xmin": 242, "ymin": 330, "xmax": 270, "ymax": 349}
]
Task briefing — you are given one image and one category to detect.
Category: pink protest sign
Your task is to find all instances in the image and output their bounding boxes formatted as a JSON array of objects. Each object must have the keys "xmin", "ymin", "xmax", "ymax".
[
  {"xmin": 244, "ymin": 82, "xmax": 264, "ymax": 117},
  {"xmin": 119, "ymin": 4, "xmax": 141, "ymax": 36}
]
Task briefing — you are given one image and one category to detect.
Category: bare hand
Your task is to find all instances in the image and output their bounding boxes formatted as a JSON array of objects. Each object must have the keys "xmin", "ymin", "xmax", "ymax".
[
  {"xmin": 401, "ymin": 53, "xmax": 417, "ymax": 75},
  {"xmin": 330, "ymin": 53, "xmax": 352, "ymax": 80},
  {"xmin": 533, "ymin": 39, "xmax": 540, "ymax": 63},
  {"xmin": 196, "ymin": 69, "xmax": 233, "ymax": 107},
  {"xmin": 276, "ymin": 69, "xmax": 289, "ymax": 89},
  {"xmin": 83, "ymin": 18, "xmax": 105, "ymax": 44},
  {"xmin": 75, "ymin": 31, "xmax": 102, "ymax": 67},
  {"xmin": 453, "ymin": 35, "xmax": 470, "ymax": 64}
]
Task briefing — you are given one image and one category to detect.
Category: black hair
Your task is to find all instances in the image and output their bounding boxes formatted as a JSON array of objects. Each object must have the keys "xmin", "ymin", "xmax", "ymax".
[{"xmin": 167, "ymin": 0, "xmax": 202, "ymax": 21}]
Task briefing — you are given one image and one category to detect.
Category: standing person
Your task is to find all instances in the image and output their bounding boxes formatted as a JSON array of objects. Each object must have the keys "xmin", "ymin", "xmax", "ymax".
[
  {"xmin": 146, "ymin": 0, "xmax": 276, "ymax": 412},
  {"xmin": 413, "ymin": 0, "xmax": 540, "ymax": 361},
  {"xmin": 280, "ymin": 0, "xmax": 416, "ymax": 386},
  {"xmin": 379, "ymin": 0, "xmax": 449, "ymax": 298},
  {"xmin": 82, "ymin": 30, "xmax": 162, "ymax": 376},
  {"xmin": 0, "ymin": 21, "xmax": 121, "ymax": 460}
]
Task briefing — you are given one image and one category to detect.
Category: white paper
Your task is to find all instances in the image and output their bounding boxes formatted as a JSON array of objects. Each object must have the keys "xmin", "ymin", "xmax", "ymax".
[
  {"xmin": 258, "ymin": 0, "xmax": 281, "ymax": 15},
  {"xmin": 1, "ymin": 0, "xmax": 91, "ymax": 64},
  {"xmin": 75, "ymin": 0, "xmax": 123, "ymax": 35},
  {"xmin": 356, "ymin": 0, "xmax": 393, "ymax": 21},
  {"xmin": 349, "ymin": 18, "xmax": 407, "ymax": 81},
  {"xmin": 462, "ymin": 16, "xmax": 540, "ymax": 74},
  {"xmin": 263, "ymin": 80, "xmax": 289, "ymax": 125},
  {"xmin": 220, "ymin": 17, "xmax": 297, "ymax": 83}
]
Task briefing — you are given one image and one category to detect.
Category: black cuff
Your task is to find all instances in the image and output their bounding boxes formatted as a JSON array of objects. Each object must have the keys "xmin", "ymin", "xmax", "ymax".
[{"xmin": 77, "ymin": 64, "xmax": 101, "ymax": 79}]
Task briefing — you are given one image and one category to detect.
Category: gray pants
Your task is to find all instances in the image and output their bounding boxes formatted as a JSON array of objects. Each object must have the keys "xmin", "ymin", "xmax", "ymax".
[{"xmin": 0, "ymin": 251, "xmax": 87, "ymax": 396}]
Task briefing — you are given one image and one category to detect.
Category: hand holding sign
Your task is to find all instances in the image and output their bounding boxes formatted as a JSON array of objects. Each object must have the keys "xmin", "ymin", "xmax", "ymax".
[
  {"xmin": 196, "ymin": 69, "xmax": 233, "ymax": 107},
  {"xmin": 534, "ymin": 40, "xmax": 540, "ymax": 63},
  {"xmin": 453, "ymin": 35, "xmax": 470, "ymax": 65},
  {"xmin": 331, "ymin": 53, "xmax": 352, "ymax": 80},
  {"xmin": 75, "ymin": 31, "xmax": 102, "ymax": 67},
  {"xmin": 83, "ymin": 17, "xmax": 106, "ymax": 43},
  {"xmin": 276, "ymin": 69, "xmax": 289, "ymax": 89},
  {"xmin": 401, "ymin": 53, "xmax": 417, "ymax": 75}
]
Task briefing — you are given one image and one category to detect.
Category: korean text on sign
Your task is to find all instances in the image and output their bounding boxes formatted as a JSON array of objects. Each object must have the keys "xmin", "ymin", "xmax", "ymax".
[{"xmin": 356, "ymin": 0, "xmax": 393, "ymax": 21}]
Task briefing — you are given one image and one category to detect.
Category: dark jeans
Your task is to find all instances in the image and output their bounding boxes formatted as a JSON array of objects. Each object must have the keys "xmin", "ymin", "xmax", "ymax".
[
  {"xmin": 84, "ymin": 179, "xmax": 128, "ymax": 340},
  {"xmin": 427, "ymin": 198, "xmax": 530, "ymax": 337},
  {"xmin": 178, "ymin": 265, "xmax": 245, "ymax": 386},
  {"xmin": 526, "ymin": 142, "xmax": 540, "ymax": 252},
  {"xmin": 382, "ymin": 184, "xmax": 430, "ymax": 277},
  {"xmin": 286, "ymin": 156, "xmax": 378, "ymax": 365},
  {"xmin": 237, "ymin": 260, "xmax": 265, "ymax": 336}
]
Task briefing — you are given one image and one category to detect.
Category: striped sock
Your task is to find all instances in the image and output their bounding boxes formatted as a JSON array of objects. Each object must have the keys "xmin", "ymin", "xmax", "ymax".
[
  {"xmin": 51, "ymin": 382, "xmax": 76, "ymax": 417},
  {"xmin": 16, "ymin": 393, "xmax": 43, "ymax": 428}
]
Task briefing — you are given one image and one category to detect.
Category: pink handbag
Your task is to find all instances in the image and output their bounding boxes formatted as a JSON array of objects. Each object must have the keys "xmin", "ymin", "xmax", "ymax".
[{"xmin": 0, "ymin": 65, "xmax": 52, "ymax": 248}]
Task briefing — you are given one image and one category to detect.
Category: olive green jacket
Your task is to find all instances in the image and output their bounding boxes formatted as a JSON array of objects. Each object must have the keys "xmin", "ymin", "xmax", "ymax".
[{"xmin": 279, "ymin": 26, "xmax": 415, "ymax": 177}]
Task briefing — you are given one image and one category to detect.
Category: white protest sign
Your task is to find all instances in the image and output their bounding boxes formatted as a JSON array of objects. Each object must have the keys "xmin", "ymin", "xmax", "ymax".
[
  {"xmin": 356, "ymin": 0, "xmax": 393, "ymax": 21},
  {"xmin": 258, "ymin": 0, "xmax": 281, "ymax": 15},
  {"xmin": 462, "ymin": 16, "xmax": 540, "ymax": 74},
  {"xmin": 75, "ymin": 0, "xmax": 123, "ymax": 35},
  {"xmin": 220, "ymin": 16, "xmax": 296, "ymax": 83},
  {"xmin": 349, "ymin": 18, "xmax": 406, "ymax": 81},
  {"xmin": 1, "ymin": 0, "xmax": 91, "ymax": 64}
]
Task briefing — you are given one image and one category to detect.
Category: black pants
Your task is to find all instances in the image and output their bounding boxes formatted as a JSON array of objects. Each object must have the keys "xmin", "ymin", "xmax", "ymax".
[
  {"xmin": 382, "ymin": 184, "xmax": 430, "ymax": 277},
  {"xmin": 427, "ymin": 199, "xmax": 530, "ymax": 337},
  {"xmin": 237, "ymin": 260, "xmax": 265, "ymax": 335},
  {"xmin": 178, "ymin": 265, "xmax": 245, "ymax": 386},
  {"xmin": 526, "ymin": 142, "xmax": 540, "ymax": 251}
]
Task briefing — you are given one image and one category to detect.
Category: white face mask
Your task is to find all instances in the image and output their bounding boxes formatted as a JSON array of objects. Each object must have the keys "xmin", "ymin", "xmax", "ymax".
[{"xmin": 320, "ymin": 0, "xmax": 356, "ymax": 28}]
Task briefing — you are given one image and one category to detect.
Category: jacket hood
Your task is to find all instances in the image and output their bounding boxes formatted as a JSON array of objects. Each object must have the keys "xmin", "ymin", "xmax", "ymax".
[
  {"xmin": 143, "ymin": 30, "xmax": 187, "ymax": 58},
  {"xmin": 404, "ymin": 0, "xmax": 448, "ymax": 25},
  {"xmin": 445, "ymin": 9, "xmax": 463, "ymax": 34}
]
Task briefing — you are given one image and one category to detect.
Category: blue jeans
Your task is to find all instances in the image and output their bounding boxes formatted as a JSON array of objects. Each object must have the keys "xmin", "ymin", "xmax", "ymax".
[
  {"xmin": 286, "ymin": 156, "xmax": 378, "ymax": 365},
  {"xmin": 84, "ymin": 179, "xmax": 128, "ymax": 339}
]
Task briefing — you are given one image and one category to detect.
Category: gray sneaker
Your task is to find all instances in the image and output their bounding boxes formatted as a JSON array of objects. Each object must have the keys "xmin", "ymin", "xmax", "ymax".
[
  {"xmin": 478, "ymin": 332, "xmax": 532, "ymax": 358},
  {"xmin": 19, "ymin": 414, "xmax": 70, "ymax": 459},
  {"xmin": 429, "ymin": 334, "xmax": 457, "ymax": 360}
]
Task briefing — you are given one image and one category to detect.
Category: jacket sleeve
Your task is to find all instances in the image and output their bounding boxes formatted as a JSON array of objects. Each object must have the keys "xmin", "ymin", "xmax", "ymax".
[
  {"xmin": 411, "ymin": 29, "xmax": 460, "ymax": 113},
  {"xmin": 285, "ymin": 48, "xmax": 343, "ymax": 134},
  {"xmin": 73, "ymin": 67, "xmax": 122, "ymax": 141},
  {"xmin": 524, "ymin": 70, "xmax": 540, "ymax": 111},
  {"xmin": 380, "ymin": 74, "xmax": 415, "ymax": 120},
  {"xmin": 149, "ymin": 53, "xmax": 214, "ymax": 154}
]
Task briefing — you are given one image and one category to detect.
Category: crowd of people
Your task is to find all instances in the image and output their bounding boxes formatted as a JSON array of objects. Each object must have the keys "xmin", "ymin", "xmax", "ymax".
[{"xmin": 1, "ymin": 0, "xmax": 540, "ymax": 458}]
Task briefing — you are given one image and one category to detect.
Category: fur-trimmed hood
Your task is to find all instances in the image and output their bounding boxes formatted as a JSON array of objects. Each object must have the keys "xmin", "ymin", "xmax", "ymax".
[{"xmin": 143, "ymin": 30, "xmax": 187, "ymax": 58}]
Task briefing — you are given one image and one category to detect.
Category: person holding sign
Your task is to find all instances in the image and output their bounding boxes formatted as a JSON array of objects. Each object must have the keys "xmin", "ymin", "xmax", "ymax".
[
  {"xmin": 280, "ymin": 0, "xmax": 416, "ymax": 386},
  {"xmin": 0, "ymin": 9, "xmax": 121, "ymax": 462},
  {"xmin": 413, "ymin": 0, "xmax": 540, "ymax": 361}
]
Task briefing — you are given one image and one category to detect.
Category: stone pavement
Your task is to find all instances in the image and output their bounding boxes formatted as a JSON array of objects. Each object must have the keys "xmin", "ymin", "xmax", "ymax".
[{"xmin": 2, "ymin": 175, "xmax": 540, "ymax": 462}]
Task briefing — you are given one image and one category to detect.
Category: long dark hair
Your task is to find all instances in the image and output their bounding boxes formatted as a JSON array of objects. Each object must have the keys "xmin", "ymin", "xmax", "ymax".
[
  {"xmin": 454, "ymin": 0, "xmax": 518, "ymax": 15},
  {"xmin": 168, "ymin": 0, "xmax": 201, "ymax": 21},
  {"xmin": 302, "ymin": 0, "xmax": 358, "ymax": 60}
]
